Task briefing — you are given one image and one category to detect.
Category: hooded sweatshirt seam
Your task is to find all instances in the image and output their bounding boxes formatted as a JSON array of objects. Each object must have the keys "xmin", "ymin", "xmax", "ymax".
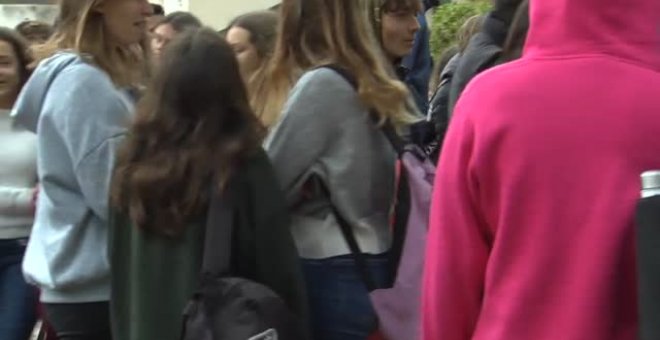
[
  {"xmin": 73, "ymin": 132, "xmax": 126, "ymax": 172},
  {"xmin": 521, "ymin": 53, "xmax": 659, "ymax": 72},
  {"xmin": 460, "ymin": 53, "xmax": 657, "ymax": 110},
  {"xmin": 49, "ymin": 64, "xmax": 127, "ymax": 171}
]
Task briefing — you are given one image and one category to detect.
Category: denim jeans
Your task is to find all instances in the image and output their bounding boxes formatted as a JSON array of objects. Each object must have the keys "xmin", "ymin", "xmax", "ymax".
[
  {"xmin": 302, "ymin": 253, "xmax": 390, "ymax": 340},
  {"xmin": 0, "ymin": 238, "xmax": 38, "ymax": 340}
]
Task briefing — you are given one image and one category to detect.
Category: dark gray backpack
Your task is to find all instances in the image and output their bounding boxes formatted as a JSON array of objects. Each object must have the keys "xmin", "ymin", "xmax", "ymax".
[{"xmin": 180, "ymin": 183, "xmax": 302, "ymax": 340}]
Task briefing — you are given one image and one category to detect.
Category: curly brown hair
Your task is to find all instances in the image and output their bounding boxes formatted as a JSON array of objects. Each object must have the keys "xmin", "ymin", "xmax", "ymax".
[{"xmin": 112, "ymin": 28, "xmax": 265, "ymax": 236}]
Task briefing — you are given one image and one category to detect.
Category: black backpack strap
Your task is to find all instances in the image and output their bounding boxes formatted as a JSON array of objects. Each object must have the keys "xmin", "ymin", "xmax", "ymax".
[
  {"xmin": 381, "ymin": 120, "xmax": 406, "ymax": 155},
  {"xmin": 320, "ymin": 65, "xmax": 415, "ymax": 292},
  {"xmin": 331, "ymin": 204, "xmax": 377, "ymax": 291},
  {"xmin": 322, "ymin": 64, "xmax": 406, "ymax": 155},
  {"xmin": 202, "ymin": 180, "xmax": 234, "ymax": 278},
  {"xmin": 322, "ymin": 64, "xmax": 357, "ymax": 87},
  {"xmin": 389, "ymin": 168, "xmax": 410, "ymax": 281}
]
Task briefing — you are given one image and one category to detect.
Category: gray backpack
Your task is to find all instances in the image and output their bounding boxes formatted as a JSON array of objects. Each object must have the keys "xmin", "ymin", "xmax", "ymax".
[{"xmin": 180, "ymin": 182, "xmax": 302, "ymax": 340}]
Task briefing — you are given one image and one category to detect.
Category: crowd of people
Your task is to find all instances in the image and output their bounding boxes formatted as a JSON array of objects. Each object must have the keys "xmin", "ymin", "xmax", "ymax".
[{"xmin": 1, "ymin": 0, "xmax": 660, "ymax": 339}]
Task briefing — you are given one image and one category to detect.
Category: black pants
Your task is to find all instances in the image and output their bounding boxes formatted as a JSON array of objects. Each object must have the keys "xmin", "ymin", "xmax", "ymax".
[{"xmin": 44, "ymin": 302, "xmax": 111, "ymax": 340}]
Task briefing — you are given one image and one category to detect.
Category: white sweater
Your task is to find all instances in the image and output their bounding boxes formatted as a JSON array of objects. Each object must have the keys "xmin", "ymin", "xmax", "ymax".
[{"xmin": 0, "ymin": 109, "xmax": 37, "ymax": 239}]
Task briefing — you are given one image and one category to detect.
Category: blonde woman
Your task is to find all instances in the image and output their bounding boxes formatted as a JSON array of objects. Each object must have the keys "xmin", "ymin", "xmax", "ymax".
[
  {"xmin": 11, "ymin": 0, "xmax": 151, "ymax": 339},
  {"xmin": 263, "ymin": 0, "xmax": 415, "ymax": 338},
  {"xmin": 363, "ymin": 0, "xmax": 425, "ymax": 112}
]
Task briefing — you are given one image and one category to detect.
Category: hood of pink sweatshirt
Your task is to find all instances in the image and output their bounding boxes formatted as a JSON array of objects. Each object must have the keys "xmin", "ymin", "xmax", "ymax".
[
  {"xmin": 423, "ymin": 0, "xmax": 660, "ymax": 339},
  {"xmin": 525, "ymin": 0, "xmax": 660, "ymax": 70}
]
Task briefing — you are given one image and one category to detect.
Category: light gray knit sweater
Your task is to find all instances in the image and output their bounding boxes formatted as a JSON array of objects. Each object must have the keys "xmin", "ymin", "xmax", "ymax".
[{"xmin": 265, "ymin": 68, "xmax": 397, "ymax": 259}]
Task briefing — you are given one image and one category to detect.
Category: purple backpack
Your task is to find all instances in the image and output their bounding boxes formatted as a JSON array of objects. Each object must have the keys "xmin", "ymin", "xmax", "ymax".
[{"xmin": 325, "ymin": 66, "xmax": 436, "ymax": 340}]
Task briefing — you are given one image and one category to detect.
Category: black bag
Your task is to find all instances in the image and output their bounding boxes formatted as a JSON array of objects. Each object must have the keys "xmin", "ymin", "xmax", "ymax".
[
  {"xmin": 636, "ymin": 195, "xmax": 660, "ymax": 340},
  {"xmin": 180, "ymin": 182, "xmax": 300, "ymax": 340}
]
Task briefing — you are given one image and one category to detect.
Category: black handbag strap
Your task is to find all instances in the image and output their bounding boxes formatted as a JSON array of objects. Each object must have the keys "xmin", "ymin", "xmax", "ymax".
[{"xmin": 201, "ymin": 180, "xmax": 234, "ymax": 278}]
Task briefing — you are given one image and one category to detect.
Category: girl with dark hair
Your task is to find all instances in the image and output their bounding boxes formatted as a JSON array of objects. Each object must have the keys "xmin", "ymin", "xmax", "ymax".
[
  {"xmin": 110, "ymin": 27, "xmax": 307, "ymax": 340},
  {"xmin": 225, "ymin": 10, "xmax": 278, "ymax": 82},
  {"xmin": 150, "ymin": 11, "xmax": 202, "ymax": 63},
  {"xmin": 0, "ymin": 28, "xmax": 31, "ymax": 95},
  {"xmin": 225, "ymin": 10, "xmax": 279, "ymax": 126},
  {"xmin": 0, "ymin": 27, "xmax": 37, "ymax": 340},
  {"xmin": 497, "ymin": 0, "xmax": 530, "ymax": 64}
]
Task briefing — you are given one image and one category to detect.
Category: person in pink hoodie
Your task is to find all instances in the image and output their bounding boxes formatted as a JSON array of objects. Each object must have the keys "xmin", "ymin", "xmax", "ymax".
[{"xmin": 422, "ymin": 0, "xmax": 660, "ymax": 338}]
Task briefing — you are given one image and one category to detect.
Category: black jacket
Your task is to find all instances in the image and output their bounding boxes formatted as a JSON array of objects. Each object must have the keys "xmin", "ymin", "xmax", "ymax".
[
  {"xmin": 448, "ymin": 14, "xmax": 511, "ymax": 115},
  {"xmin": 427, "ymin": 53, "xmax": 460, "ymax": 160},
  {"xmin": 110, "ymin": 149, "xmax": 309, "ymax": 340}
]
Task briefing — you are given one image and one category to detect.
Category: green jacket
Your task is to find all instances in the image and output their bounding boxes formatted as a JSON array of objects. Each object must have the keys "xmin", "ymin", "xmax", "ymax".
[{"xmin": 110, "ymin": 150, "xmax": 309, "ymax": 340}]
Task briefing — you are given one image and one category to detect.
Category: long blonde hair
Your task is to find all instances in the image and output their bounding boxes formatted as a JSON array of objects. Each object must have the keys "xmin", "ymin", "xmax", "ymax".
[
  {"xmin": 254, "ymin": 0, "xmax": 414, "ymax": 128},
  {"xmin": 32, "ymin": 0, "xmax": 148, "ymax": 87}
]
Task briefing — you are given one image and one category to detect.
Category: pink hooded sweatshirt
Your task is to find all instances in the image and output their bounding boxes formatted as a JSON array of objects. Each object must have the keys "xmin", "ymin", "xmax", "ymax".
[{"xmin": 422, "ymin": 0, "xmax": 660, "ymax": 339}]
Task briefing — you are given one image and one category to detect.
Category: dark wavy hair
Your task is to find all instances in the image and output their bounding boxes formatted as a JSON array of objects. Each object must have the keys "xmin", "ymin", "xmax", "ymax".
[
  {"xmin": 112, "ymin": 28, "xmax": 265, "ymax": 235},
  {"xmin": 498, "ymin": 0, "xmax": 530, "ymax": 64},
  {"xmin": 0, "ymin": 27, "xmax": 32, "ymax": 90},
  {"xmin": 228, "ymin": 10, "xmax": 278, "ymax": 61},
  {"xmin": 154, "ymin": 11, "xmax": 202, "ymax": 33}
]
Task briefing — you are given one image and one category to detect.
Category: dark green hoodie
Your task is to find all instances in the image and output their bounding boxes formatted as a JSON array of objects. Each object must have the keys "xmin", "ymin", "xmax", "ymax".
[{"xmin": 109, "ymin": 150, "xmax": 309, "ymax": 340}]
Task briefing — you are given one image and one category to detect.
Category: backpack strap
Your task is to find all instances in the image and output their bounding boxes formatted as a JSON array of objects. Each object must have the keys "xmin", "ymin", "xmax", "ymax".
[
  {"xmin": 320, "ymin": 64, "xmax": 414, "ymax": 291},
  {"xmin": 381, "ymin": 120, "xmax": 406, "ymax": 155},
  {"xmin": 331, "ymin": 204, "xmax": 377, "ymax": 291},
  {"xmin": 201, "ymin": 180, "xmax": 234, "ymax": 278},
  {"xmin": 321, "ymin": 64, "xmax": 406, "ymax": 155}
]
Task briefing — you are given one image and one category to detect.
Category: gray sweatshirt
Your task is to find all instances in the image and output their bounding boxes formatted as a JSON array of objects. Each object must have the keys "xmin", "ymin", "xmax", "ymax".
[
  {"xmin": 265, "ymin": 68, "xmax": 396, "ymax": 259},
  {"xmin": 11, "ymin": 52, "xmax": 133, "ymax": 303},
  {"xmin": 0, "ymin": 109, "xmax": 37, "ymax": 239}
]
